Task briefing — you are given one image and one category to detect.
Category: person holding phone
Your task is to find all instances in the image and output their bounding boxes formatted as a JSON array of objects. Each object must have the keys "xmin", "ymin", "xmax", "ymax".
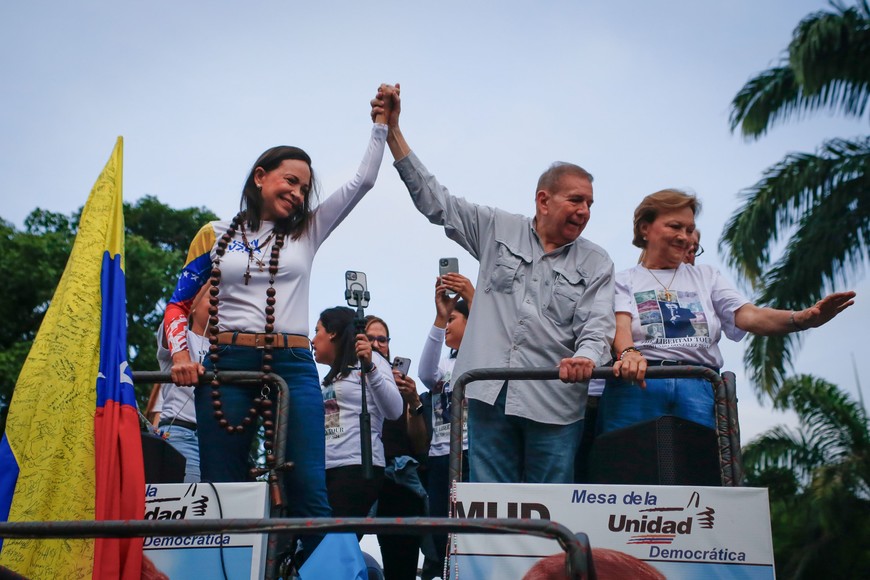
[
  {"xmin": 418, "ymin": 273, "xmax": 473, "ymax": 579},
  {"xmin": 373, "ymin": 83, "xmax": 615, "ymax": 484},
  {"xmin": 162, "ymin": 92, "xmax": 389, "ymax": 561},
  {"xmin": 365, "ymin": 315, "xmax": 430, "ymax": 580},
  {"xmin": 312, "ymin": 307, "xmax": 403, "ymax": 524}
]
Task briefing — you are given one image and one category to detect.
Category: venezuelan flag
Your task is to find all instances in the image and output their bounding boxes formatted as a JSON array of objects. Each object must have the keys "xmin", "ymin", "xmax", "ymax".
[{"xmin": 0, "ymin": 137, "xmax": 145, "ymax": 578}]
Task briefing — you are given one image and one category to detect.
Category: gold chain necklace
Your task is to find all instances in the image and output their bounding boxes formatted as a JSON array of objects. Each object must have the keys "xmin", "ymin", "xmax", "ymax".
[{"xmin": 644, "ymin": 263, "xmax": 680, "ymax": 302}]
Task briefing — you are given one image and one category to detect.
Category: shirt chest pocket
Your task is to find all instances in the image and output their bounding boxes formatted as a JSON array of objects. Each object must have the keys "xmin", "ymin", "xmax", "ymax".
[
  {"xmin": 489, "ymin": 242, "xmax": 528, "ymax": 294},
  {"xmin": 544, "ymin": 267, "xmax": 588, "ymax": 327}
]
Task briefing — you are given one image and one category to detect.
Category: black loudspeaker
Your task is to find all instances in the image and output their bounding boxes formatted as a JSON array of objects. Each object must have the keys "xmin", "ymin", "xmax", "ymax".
[
  {"xmin": 141, "ymin": 432, "xmax": 186, "ymax": 483},
  {"xmin": 588, "ymin": 415, "xmax": 721, "ymax": 486}
]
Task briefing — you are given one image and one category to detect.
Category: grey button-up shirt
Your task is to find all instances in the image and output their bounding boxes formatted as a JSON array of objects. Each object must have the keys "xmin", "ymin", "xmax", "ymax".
[{"xmin": 395, "ymin": 152, "xmax": 615, "ymax": 424}]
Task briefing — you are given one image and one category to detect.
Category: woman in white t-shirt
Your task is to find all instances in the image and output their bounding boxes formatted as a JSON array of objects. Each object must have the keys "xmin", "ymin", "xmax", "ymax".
[
  {"xmin": 418, "ymin": 273, "xmax": 473, "ymax": 577},
  {"xmin": 312, "ymin": 306, "xmax": 403, "ymax": 521},
  {"xmin": 599, "ymin": 189, "xmax": 855, "ymax": 434}
]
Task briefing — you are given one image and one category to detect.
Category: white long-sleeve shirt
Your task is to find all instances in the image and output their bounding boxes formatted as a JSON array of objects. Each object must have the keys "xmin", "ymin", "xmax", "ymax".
[
  {"xmin": 418, "ymin": 325, "xmax": 467, "ymax": 456},
  {"xmin": 323, "ymin": 353, "xmax": 403, "ymax": 469},
  {"xmin": 165, "ymin": 124, "xmax": 387, "ymax": 353}
]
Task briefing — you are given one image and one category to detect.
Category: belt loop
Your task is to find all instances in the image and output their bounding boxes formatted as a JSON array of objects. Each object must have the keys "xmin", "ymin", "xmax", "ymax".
[{"xmin": 231, "ymin": 331, "xmax": 240, "ymax": 346}]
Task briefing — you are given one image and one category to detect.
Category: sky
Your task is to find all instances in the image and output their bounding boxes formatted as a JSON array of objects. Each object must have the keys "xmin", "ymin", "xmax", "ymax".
[{"xmin": 2, "ymin": 1, "xmax": 867, "ymax": 448}]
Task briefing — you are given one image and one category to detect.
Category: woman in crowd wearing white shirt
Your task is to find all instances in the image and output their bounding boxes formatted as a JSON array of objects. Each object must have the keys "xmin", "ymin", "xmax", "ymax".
[
  {"xmin": 312, "ymin": 306, "xmax": 403, "ymax": 522},
  {"xmin": 417, "ymin": 273, "xmax": 473, "ymax": 578}
]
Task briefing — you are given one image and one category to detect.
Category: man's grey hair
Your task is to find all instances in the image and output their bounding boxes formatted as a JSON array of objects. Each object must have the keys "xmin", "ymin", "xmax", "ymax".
[{"xmin": 536, "ymin": 162, "xmax": 593, "ymax": 193}]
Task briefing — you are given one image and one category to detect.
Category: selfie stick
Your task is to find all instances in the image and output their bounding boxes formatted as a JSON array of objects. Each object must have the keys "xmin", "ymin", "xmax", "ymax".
[{"xmin": 345, "ymin": 280, "xmax": 374, "ymax": 480}]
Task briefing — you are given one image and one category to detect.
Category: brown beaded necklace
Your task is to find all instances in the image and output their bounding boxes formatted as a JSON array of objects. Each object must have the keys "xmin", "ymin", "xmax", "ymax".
[{"xmin": 206, "ymin": 211, "xmax": 286, "ymax": 465}]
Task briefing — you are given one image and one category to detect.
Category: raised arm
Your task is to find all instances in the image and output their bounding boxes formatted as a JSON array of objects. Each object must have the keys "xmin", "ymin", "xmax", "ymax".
[
  {"xmin": 419, "ymin": 277, "xmax": 452, "ymax": 389},
  {"xmin": 734, "ymin": 291, "xmax": 856, "ymax": 335},
  {"xmin": 309, "ymin": 121, "xmax": 387, "ymax": 246},
  {"xmin": 376, "ymin": 83, "xmax": 491, "ymax": 259}
]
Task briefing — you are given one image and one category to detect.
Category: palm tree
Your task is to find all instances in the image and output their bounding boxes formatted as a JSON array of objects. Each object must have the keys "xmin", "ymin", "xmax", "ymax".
[
  {"xmin": 720, "ymin": 0, "xmax": 870, "ymax": 397},
  {"xmin": 743, "ymin": 375, "xmax": 870, "ymax": 577}
]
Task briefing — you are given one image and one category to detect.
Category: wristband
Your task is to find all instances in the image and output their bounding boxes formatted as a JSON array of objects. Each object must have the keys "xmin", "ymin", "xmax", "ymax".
[
  {"xmin": 361, "ymin": 361, "xmax": 376, "ymax": 373},
  {"xmin": 412, "ymin": 403, "xmax": 425, "ymax": 416},
  {"xmin": 618, "ymin": 347, "xmax": 641, "ymax": 361},
  {"xmin": 790, "ymin": 311, "xmax": 807, "ymax": 332}
]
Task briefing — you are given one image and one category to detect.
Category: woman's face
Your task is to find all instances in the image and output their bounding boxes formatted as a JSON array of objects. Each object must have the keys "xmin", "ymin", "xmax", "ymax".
[
  {"xmin": 366, "ymin": 321, "xmax": 390, "ymax": 359},
  {"xmin": 311, "ymin": 320, "xmax": 335, "ymax": 365},
  {"xmin": 255, "ymin": 159, "xmax": 311, "ymax": 222},
  {"xmin": 640, "ymin": 207, "xmax": 695, "ymax": 268},
  {"xmin": 445, "ymin": 311, "xmax": 467, "ymax": 350}
]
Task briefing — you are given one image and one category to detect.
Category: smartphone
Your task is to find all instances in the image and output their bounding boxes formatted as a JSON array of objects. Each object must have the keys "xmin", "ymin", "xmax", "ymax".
[
  {"xmin": 438, "ymin": 257, "xmax": 459, "ymax": 297},
  {"xmin": 392, "ymin": 356, "xmax": 411, "ymax": 376},
  {"xmin": 344, "ymin": 270, "xmax": 370, "ymax": 308}
]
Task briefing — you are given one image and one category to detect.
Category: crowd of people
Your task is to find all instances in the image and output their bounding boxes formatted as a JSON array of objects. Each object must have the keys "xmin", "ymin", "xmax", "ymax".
[{"xmin": 149, "ymin": 83, "xmax": 856, "ymax": 579}]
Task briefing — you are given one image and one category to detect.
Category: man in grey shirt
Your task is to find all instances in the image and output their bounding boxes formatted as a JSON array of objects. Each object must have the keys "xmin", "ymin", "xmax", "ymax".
[{"xmin": 377, "ymin": 85, "xmax": 615, "ymax": 483}]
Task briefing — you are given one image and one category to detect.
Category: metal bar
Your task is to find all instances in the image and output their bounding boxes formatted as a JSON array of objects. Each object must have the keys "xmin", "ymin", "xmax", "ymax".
[
  {"xmin": 714, "ymin": 376, "xmax": 733, "ymax": 486},
  {"xmin": 721, "ymin": 372, "xmax": 744, "ymax": 485},
  {"xmin": 0, "ymin": 518, "xmax": 593, "ymax": 580},
  {"xmin": 133, "ymin": 370, "xmax": 289, "ymax": 579},
  {"xmin": 448, "ymin": 366, "xmax": 731, "ymax": 486}
]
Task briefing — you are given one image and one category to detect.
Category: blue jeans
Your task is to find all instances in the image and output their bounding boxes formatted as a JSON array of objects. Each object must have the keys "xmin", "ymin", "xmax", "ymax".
[
  {"xmin": 158, "ymin": 424, "xmax": 200, "ymax": 483},
  {"xmin": 467, "ymin": 384, "xmax": 584, "ymax": 483},
  {"xmin": 196, "ymin": 345, "xmax": 331, "ymax": 553},
  {"xmin": 597, "ymin": 376, "xmax": 716, "ymax": 433}
]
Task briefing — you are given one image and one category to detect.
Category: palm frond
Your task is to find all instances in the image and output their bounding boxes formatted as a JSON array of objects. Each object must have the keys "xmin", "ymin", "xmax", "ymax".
[
  {"xmin": 743, "ymin": 425, "xmax": 821, "ymax": 485},
  {"xmin": 742, "ymin": 333, "xmax": 798, "ymax": 399},
  {"xmin": 719, "ymin": 136, "xmax": 870, "ymax": 288},
  {"xmin": 744, "ymin": 375, "xmax": 870, "ymax": 494},
  {"xmin": 729, "ymin": 66, "xmax": 803, "ymax": 139},
  {"xmin": 790, "ymin": 5, "xmax": 870, "ymax": 112},
  {"xmin": 730, "ymin": 3, "xmax": 870, "ymax": 139},
  {"xmin": 776, "ymin": 375, "xmax": 870, "ymax": 460},
  {"xmin": 754, "ymin": 162, "xmax": 869, "ymax": 306}
]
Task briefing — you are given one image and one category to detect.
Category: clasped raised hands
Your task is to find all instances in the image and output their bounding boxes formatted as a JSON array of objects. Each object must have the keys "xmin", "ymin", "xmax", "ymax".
[{"xmin": 371, "ymin": 83, "xmax": 401, "ymax": 127}]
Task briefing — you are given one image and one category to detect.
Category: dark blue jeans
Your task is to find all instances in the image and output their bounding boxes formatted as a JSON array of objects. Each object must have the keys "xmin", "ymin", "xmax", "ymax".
[
  {"xmin": 467, "ymin": 385, "xmax": 584, "ymax": 483},
  {"xmin": 598, "ymin": 376, "xmax": 716, "ymax": 433},
  {"xmin": 196, "ymin": 345, "xmax": 331, "ymax": 553}
]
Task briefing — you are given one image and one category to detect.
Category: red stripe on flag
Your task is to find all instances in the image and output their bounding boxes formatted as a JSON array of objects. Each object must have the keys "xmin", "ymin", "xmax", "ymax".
[{"xmin": 94, "ymin": 400, "xmax": 145, "ymax": 578}]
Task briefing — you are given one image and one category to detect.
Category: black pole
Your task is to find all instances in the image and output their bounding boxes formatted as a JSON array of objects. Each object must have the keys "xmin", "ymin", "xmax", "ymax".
[{"xmin": 354, "ymin": 300, "xmax": 374, "ymax": 480}]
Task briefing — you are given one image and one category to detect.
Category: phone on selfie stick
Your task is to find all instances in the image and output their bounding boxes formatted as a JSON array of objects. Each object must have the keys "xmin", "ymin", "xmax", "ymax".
[
  {"xmin": 345, "ymin": 270, "xmax": 373, "ymax": 479},
  {"xmin": 439, "ymin": 257, "xmax": 459, "ymax": 297}
]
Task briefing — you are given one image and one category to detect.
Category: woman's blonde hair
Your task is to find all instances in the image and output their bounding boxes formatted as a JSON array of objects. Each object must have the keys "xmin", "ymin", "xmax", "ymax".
[{"xmin": 632, "ymin": 189, "xmax": 700, "ymax": 248}]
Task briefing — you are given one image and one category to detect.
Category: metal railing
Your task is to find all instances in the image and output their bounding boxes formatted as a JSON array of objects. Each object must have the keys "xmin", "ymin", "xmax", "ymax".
[
  {"xmin": 448, "ymin": 366, "xmax": 743, "ymax": 486},
  {"xmin": 0, "ymin": 367, "xmax": 743, "ymax": 580},
  {"xmin": 0, "ymin": 517, "xmax": 595, "ymax": 580},
  {"xmin": 134, "ymin": 370, "xmax": 291, "ymax": 578}
]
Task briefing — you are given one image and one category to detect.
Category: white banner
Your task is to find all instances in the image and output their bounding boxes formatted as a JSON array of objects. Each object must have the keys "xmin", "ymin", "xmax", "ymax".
[
  {"xmin": 451, "ymin": 483, "xmax": 774, "ymax": 579},
  {"xmin": 142, "ymin": 482, "xmax": 269, "ymax": 580}
]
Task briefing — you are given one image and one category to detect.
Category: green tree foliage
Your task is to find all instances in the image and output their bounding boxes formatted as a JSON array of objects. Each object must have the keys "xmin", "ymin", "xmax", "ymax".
[
  {"xmin": 721, "ymin": 1, "xmax": 870, "ymax": 397},
  {"xmin": 0, "ymin": 197, "xmax": 218, "ymax": 426},
  {"xmin": 743, "ymin": 375, "xmax": 870, "ymax": 577}
]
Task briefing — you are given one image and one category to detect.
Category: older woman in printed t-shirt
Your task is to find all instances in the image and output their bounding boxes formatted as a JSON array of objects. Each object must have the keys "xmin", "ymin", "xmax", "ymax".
[{"xmin": 598, "ymin": 189, "xmax": 855, "ymax": 434}]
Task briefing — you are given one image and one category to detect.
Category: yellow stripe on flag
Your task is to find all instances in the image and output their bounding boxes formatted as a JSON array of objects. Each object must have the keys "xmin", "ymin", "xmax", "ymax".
[{"xmin": 0, "ymin": 138, "xmax": 124, "ymax": 578}]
